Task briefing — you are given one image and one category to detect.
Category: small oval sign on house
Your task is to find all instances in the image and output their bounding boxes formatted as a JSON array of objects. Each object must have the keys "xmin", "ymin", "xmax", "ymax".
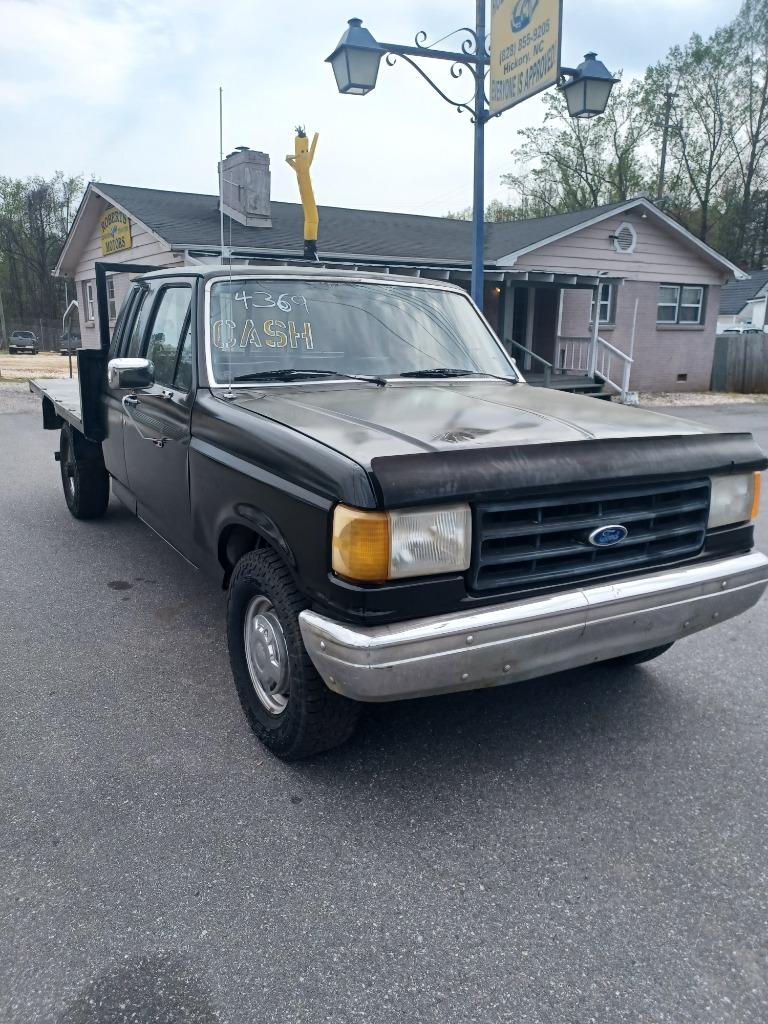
[{"xmin": 100, "ymin": 207, "xmax": 132, "ymax": 255}]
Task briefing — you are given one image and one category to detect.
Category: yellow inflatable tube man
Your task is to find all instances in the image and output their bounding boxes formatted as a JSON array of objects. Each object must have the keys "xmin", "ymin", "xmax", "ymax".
[{"xmin": 286, "ymin": 127, "xmax": 319, "ymax": 261}]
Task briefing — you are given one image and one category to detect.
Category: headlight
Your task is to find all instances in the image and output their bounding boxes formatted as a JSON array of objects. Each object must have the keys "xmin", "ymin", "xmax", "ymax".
[
  {"xmin": 708, "ymin": 472, "xmax": 761, "ymax": 529},
  {"xmin": 332, "ymin": 503, "xmax": 471, "ymax": 582}
]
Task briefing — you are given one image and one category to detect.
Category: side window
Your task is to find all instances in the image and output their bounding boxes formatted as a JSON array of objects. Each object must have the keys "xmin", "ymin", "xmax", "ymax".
[
  {"xmin": 125, "ymin": 289, "xmax": 150, "ymax": 357},
  {"xmin": 107, "ymin": 277, "xmax": 117, "ymax": 320},
  {"xmin": 85, "ymin": 281, "xmax": 95, "ymax": 322},
  {"xmin": 174, "ymin": 321, "xmax": 193, "ymax": 392},
  {"xmin": 108, "ymin": 286, "xmax": 137, "ymax": 361},
  {"xmin": 144, "ymin": 286, "xmax": 192, "ymax": 387}
]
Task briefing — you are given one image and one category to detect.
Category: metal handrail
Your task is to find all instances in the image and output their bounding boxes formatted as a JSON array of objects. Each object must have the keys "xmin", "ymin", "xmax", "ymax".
[
  {"xmin": 596, "ymin": 335, "xmax": 634, "ymax": 364},
  {"xmin": 515, "ymin": 334, "xmax": 633, "ymax": 402},
  {"xmin": 506, "ymin": 339, "xmax": 552, "ymax": 385},
  {"xmin": 594, "ymin": 335, "xmax": 632, "ymax": 401}
]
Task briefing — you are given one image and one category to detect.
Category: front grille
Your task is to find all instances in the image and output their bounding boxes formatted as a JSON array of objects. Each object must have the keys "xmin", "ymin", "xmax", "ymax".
[{"xmin": 471, "ymin": 479, "xmax": 711, "ymax": 593}]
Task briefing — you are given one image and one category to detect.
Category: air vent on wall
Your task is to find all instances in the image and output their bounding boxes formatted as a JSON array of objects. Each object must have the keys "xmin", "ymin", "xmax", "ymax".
[{"xmin": 611, "ymin": 222, "xmax": 637, "ymax": 253}]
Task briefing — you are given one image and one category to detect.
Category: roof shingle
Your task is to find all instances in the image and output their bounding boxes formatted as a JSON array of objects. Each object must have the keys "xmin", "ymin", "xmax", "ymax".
[
  {"xmin": 93, "ymin": 182, "xmax": 629, "ymax": 265},
  {"xmin": 718, "ymin": 270, "xmax": 768, "ymax": 315}
]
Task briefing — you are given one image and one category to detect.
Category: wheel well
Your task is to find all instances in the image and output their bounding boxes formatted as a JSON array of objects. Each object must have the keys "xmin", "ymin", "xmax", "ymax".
[{"xmin": 218, "ymin": 525, "xmax": 266, "ymax": 587}]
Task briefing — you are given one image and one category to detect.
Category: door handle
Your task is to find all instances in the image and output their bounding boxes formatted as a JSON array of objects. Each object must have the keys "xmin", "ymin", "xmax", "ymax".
[{"xmin": 121, "ymin": 394, "xmax": 169, "ymax": 447}]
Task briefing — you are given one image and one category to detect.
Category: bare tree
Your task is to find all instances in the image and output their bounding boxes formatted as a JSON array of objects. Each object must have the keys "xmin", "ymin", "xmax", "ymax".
[
  {"xmin": 0, "ymin": 173, "xmax": 83, "ymax": 321},
  {"xmin": 497, "ymin": 81, "xmax": 654, "ymax": 218}
]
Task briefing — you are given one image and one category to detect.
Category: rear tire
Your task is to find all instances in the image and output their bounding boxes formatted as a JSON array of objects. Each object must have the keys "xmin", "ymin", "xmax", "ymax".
[
  {"xmin": 59, "ymin": 425, "xmax": 110, "ymax": 520},
  {"xmin": 609, "ymin": 643, "xmax": 674, "ymax": 666},
  {"xmin": 227, "ymin": 548, "xmax": 361, "ymax": 759}
]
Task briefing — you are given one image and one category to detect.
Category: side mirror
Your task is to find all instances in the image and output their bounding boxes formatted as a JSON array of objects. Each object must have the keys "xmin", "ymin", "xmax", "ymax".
[{"xmin": 107, "ymin": 357, "xmax": 155, "ymax": 390}]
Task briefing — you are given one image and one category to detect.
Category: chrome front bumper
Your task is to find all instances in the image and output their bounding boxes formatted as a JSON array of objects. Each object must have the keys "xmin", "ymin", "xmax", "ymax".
[{"xmin": 299, "ymin": 552, "xmax": 768, "ymax": 702}]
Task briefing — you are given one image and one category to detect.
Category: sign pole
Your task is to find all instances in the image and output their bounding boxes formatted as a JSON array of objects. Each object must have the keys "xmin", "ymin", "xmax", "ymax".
[{"xmin": 471, "ymin": 0, "xmax": 487, "ymax": 309}]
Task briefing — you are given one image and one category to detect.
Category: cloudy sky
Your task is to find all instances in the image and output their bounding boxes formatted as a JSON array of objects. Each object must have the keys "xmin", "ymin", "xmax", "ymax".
[{"xmin": 0, "ymin": 0, "xmax": 742, "ymax": 216}]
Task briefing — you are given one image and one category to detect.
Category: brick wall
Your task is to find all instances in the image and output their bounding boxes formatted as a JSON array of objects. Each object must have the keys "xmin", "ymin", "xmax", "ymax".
[{"xmin": 559, "ymin": 281, "xmax": 721, "ymax": 392}]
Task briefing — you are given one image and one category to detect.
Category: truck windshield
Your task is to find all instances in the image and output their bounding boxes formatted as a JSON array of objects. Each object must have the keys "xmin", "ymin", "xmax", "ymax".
[{"xmin": 206, "ymin": 279, "xmax": 515, "ymax": 385}]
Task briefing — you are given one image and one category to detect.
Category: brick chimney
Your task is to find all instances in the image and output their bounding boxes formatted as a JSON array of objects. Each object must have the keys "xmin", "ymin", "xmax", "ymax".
[{"xmin": 218, "ymin": 146, "xmax": 271, "ymax": 228}]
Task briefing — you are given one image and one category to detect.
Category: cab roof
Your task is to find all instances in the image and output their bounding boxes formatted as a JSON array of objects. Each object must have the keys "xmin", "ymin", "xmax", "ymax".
[{"xmin": 137, "ymin": 265, "xmax": 466, "ymax": 291}]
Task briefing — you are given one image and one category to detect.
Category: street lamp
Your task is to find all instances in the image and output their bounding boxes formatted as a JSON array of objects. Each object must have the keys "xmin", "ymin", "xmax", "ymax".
[
  {"xmin": 326, "ymin": 9, "xmax": 490, "ymax": 308},
  {"xmin": 326, "ymin": 18, "xmax": 384, "ymax": 95},
  {"xmin": 559, "ymin": 53, "xmax": 619, "ymax": 119},
  {"xmin": 327, "ymin": 8, "xmax": 616, "ymax": 312}
]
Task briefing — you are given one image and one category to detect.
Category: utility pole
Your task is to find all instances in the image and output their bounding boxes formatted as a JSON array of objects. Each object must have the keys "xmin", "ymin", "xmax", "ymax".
[
  {"xmin": 0, "ymin": 253, "xmax": 6, "ymax": 350},
  {"xmin": 657, "ymin": 88, "xmax": 677, "ymax": 202},
  {"xmin": 470, "ymin": 0, "xmax": 487, "ymax": 310},
  {"xmin": 0, "ymin": 283, "xmax": 6, "ymax": 350}
]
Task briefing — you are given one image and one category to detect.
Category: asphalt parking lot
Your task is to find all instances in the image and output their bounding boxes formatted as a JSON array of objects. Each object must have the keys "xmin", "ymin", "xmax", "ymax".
[{"xmin": 2, "ymin": 391, "xmax": 767, "ymax": 1024}]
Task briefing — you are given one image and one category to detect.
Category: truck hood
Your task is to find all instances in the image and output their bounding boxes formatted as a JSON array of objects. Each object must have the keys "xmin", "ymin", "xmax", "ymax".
[{"xmin": 226, "ymin": 380, "xmax": 708, "ymax": 463}]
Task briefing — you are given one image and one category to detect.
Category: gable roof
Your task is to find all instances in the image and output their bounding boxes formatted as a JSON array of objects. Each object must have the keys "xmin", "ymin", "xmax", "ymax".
[
  {"xmin": 719, "ymin": 270, "xmax": 768, "ymax": 315},
  {"xmin": 56, "ymin": 181, "xmax": 746, "ymax": 280}
]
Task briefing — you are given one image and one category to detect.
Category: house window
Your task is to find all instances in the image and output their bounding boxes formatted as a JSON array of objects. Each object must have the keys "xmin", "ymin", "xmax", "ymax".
[
  {"xmin": 590, "ymin": 283, "xmax": 615, "ymax": 325},
  {"xmin": 107, "ymin": 277, "xmax": 117, "ymax": 320},
  {"xmin": 84, "ymin": 281, "xmax": 95, "ymax": 322},
  {"xmin": 657, "ymin": 284, "xmax": 705, "ymax": 325}
]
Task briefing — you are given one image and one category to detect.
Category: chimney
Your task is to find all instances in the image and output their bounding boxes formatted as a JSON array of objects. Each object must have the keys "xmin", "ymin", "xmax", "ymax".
[{"xmin": 218, "ymin": 146, "xmax": 271, "ymax": 228}]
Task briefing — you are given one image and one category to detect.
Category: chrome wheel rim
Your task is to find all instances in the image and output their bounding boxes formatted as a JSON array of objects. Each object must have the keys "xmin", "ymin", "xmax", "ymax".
[
  {"xmin": 63, "ymin": 440, "xmax": 76, "ymax": 499},
  {"xmin": 243, "ymin": 595, "xmax": 289, "ymax": 716}
]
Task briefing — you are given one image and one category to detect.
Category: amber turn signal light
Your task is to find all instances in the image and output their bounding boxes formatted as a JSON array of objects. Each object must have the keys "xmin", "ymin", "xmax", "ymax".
[
  {"xmin": 331, "ymin": 505, "xmax": 390, "ymax": 582},
  {"xmin": 752, "ymin": 471, "xmax": 762, "ymax": 521}
]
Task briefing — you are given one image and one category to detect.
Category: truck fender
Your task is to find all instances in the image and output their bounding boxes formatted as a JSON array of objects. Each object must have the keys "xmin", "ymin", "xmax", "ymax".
[{"xmin": 217, "ymin": 504, "xmax": 296, "ymax": 587}]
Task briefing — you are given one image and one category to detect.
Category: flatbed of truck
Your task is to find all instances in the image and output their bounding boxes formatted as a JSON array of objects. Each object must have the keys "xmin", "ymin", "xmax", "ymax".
[{"xmin": 29, "ymin": 378, "xmax": 83, "ymax": 433}]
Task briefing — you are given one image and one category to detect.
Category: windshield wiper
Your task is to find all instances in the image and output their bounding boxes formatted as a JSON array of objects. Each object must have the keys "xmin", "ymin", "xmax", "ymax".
[
  {"xmin": 232, "ymin": 368, "xmax": 387, "ymax": 386},
  {"xmin": 398, "ymin": 368, "xmax": 517, "ymax": 383}
]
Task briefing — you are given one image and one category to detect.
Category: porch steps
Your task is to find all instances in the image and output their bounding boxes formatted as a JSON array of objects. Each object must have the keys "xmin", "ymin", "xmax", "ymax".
[{"xmin": 524, "ymin": 373, "xmax": 613, "ymax": 400}]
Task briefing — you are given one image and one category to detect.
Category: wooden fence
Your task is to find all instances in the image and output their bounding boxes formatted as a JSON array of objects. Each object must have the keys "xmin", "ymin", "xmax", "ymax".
[{"xmin": 711, "ymin": 333, "xmax": 768, "ymax": 393}]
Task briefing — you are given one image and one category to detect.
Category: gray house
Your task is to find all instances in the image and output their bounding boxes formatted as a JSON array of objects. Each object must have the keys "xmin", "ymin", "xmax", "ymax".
[
  {"xmin": 55, "ymin": 147, "xmax": 745, "ymax": 396},
  {"xmin": 717, "ymin": 270, "xmax": 768, "ymax": 334}
]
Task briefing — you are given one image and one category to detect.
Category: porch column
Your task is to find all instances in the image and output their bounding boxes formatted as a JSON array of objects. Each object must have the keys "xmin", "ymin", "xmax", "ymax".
[
  {"xmin": 502, "ymin": 280, "xmax": 515, "ymax": 353},
  {"xmin": 588, "ymin": 285, "xmax": 600, "ymax": 377},
  {"xmin": 524, "ymin": 286, "xmax": 535, "ymax": 371}
]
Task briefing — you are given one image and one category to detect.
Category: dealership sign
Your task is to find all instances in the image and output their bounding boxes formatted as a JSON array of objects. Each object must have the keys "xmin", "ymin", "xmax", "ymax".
[
  {"xmin": 490, "ymin": 0, "xmax": 563, "ymax": 115},
  {"xmin": 99, "ymin": 207, "xmax": 133, "ymax": 256}
]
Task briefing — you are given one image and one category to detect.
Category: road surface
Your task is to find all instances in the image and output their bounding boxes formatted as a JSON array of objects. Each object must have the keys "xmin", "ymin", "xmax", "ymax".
[{"xmin": 1, "ymin": 393, "xmax": 767, "ymax": 1024}]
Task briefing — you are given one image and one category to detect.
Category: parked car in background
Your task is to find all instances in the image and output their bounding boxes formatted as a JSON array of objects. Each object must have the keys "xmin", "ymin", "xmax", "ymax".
[
  {"xmin": 59, "ymin": 333, "xmax": 80, "ymax": 355},
  {"xmin": 8, "ymin": 330, "xmax": 39, "ymax": 355}
]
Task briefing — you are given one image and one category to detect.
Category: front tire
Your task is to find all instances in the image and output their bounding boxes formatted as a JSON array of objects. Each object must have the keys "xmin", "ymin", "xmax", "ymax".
[
  {"xmin": 59, "ymin": 425, "xmax": 110, "ymax": 519},
  {"xmin": 227, "ymin": 548, "xmax": 361, "ymax": 759}
]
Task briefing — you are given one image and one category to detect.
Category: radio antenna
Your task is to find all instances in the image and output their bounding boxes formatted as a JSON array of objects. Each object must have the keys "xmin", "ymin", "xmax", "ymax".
[
  {"xmin": 219, "ymin": 86, "xmax": 235, "ymax": 398},
  {"xmin": 219, "ymin": 86, "xmax": 225, "ymax": 258}
]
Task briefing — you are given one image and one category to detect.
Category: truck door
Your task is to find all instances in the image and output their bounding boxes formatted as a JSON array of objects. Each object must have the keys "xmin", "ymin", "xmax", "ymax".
[
  {"xmin": 102, "ymin": 285, "xmax": 145, "ymax": 488},
  {"xmin": 122, "ymin": 281, "xmax": 196, "ymax": 555}
]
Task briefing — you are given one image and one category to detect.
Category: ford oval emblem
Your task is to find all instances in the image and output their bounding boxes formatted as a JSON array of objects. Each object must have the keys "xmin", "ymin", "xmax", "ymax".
[{"xmin": 588, "ymin": 524, "xmax": 628, "ymax": 548}]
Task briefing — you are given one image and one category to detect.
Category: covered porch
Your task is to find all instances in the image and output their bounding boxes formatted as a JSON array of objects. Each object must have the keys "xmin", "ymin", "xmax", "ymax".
[{"xmin": 487, "ymin": 269, "xmax": 633, "ymax": 401}]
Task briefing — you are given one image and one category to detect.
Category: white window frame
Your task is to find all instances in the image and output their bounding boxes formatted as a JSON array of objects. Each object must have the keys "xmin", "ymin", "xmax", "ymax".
[
  {"xmin": 679, "ymin": 285, "xmax": 705, "ymax": 324},
  {"xmin": 107, "ymin": 277, "xmax": 117, "ymax": 321},
  {"xmin": 84, "ymin": 281, "xmax": 95, "ymax": 322},
  {"xmin": 590, "ymin": 283, "xmax": 615, "ymax": 325},
  {"xmin": 657, "ymin": 284, "xmax": 705, "ymax": 325}
]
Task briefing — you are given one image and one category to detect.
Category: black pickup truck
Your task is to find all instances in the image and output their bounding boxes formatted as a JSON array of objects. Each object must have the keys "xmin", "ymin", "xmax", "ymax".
[{"xmin": 31, "ymin": 266, "xmax": 768, "ymax": 758}]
